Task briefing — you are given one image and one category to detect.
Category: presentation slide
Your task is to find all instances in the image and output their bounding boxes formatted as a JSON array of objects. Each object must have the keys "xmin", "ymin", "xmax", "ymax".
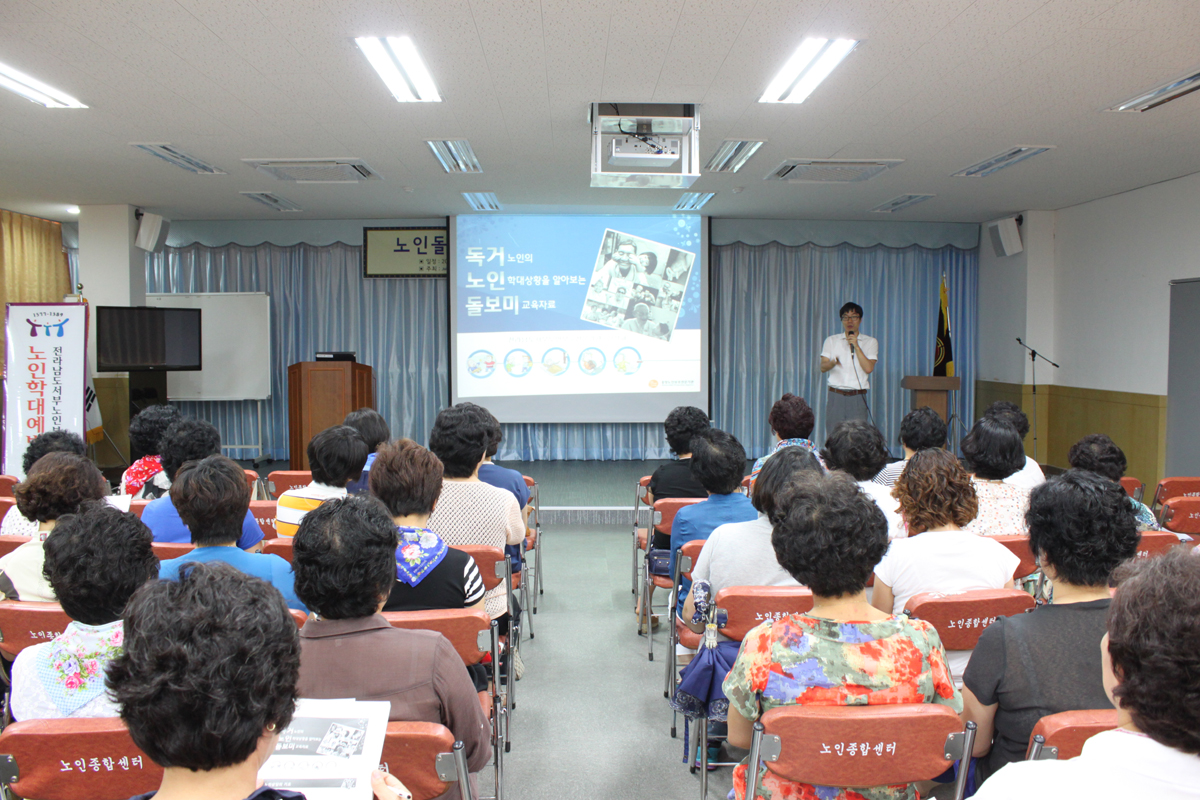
[{"xmin": 450, "ymin": 215, "xmax": 708, "ymax": 424}]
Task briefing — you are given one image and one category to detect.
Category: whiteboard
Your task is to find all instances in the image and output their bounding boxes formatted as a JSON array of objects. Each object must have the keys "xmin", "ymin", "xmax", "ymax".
[{"xmin": 145, "ymin": 293, "xmax": 271, "ymax": 400}]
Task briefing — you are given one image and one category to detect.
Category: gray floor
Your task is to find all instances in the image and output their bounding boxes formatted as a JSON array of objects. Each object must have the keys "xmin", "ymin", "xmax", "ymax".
[{"xmin": 500, "ymin": 524, "xmax": 735, "ymax": 800}]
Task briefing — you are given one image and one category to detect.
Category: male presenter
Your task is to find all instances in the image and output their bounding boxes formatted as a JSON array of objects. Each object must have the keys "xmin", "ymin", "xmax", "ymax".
[{"xmin": 819, "ymin": 302, "xmax": 877, "ymax": 439}]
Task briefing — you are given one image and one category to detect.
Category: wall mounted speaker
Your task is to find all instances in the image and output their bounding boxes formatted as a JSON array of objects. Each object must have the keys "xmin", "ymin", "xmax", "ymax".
[
  {"xmin": 135, "ymin": 212, "xmax": 170, "ymax": 252},
  {"xmin": 987, "ymin": 217, "xmax": 1023, "ymax": 257}
]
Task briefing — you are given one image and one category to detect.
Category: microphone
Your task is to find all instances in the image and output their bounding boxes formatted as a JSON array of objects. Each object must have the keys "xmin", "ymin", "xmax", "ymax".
[{"xmin": 850, "ymin": 342, "xmax": 855, "ymax": 354}]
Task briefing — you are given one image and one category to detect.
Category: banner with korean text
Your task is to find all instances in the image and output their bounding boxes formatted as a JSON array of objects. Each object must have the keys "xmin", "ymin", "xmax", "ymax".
[{"xmin": 4, "ymin": 303, "xmax": 88, "ymax": 478}]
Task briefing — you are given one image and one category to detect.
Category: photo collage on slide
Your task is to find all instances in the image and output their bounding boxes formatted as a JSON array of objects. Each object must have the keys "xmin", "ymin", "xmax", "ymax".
[{"xmin": 580, "ymin": 229, "xmax": 694, "ymax": 342}]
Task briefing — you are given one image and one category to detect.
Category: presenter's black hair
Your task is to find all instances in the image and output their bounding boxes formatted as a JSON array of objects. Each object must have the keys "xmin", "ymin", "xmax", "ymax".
[
  {"xmin": 821, "ymin": 420, "xmax": 890, "ymax": 481},
  {"xmin": 899, "ymin": 407, "xmax": 947, "ymax": 451},
  {"xmin": 430, "ymin": 403, "xmax": 492, "ymax": 478},
  {"xmin": 21, "ymin": 429, "xmax": 87, "ymax": 475},
  {"xmin": 839, "ymin": 302, "xmax": 863, "ymax": 319},
  {"xmin": 293, "ymin": 496, "xmax": 398, "ymax": 620},
  {"xmin": 689, "ymin": 428, "xmax": 746, "ymax": 495},
  {"xmin": 663, "ymin": 406, "xmax": 710, "ymax": 456},
  {"xmin": 128, "ymin": 405, "xmax": 181, "ymax": 457},
  {"xmin": 308, "ymin": 425, "xmax": 369, "ymax": 487},
  {"xmin": 960, "ymin": 416, "xmax": 1025, "ymax": 480}
]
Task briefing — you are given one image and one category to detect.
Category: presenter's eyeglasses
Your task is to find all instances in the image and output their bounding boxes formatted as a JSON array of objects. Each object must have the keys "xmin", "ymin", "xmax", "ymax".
[{"xmin": 841, "ymin": 314, "xmax": 861, "ymax": 321}]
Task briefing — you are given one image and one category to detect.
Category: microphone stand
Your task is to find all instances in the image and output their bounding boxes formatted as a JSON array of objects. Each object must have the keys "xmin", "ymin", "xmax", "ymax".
[{"xmin": 1015, "ymin": 338, "xmax": 1059, "ymax": 462}]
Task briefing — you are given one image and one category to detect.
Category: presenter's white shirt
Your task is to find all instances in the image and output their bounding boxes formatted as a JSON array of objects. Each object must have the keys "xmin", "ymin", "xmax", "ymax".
[
  {"xmin": 1003, "ymin": 455, "xmax": 1045, "ymax": 490},
  {"xmin": 821, "ymin": 333, "xmax": 878, "ymax": 391},
  {"xmin": 972, "ymin": 729, "xmax": 1200, "ymax": 800}
]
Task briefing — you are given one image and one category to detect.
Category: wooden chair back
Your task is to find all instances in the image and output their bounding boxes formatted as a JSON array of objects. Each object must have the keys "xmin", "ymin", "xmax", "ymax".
[
  {"xmin": 267, "ymin": 470, "xmax": 311, "ymax": 498},
  {"xmin": 903, "ymin": 589, "xmax": 1035, "ymax": 650},
  {"xmin": 0, "ymin": 601, "xmax": 72, "ymax": 659}
]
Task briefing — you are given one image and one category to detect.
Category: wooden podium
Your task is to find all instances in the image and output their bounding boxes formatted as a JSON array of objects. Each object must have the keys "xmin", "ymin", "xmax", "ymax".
[
  {"xmin": 287, "ymin": 361, "xmax": 374, "ymax": 470},
  {"xmin": 900, "ymin": 376, "xmax": 961, "ymax": 421}
]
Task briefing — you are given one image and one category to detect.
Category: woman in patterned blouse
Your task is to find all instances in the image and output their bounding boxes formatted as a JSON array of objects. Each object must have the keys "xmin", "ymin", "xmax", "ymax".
[
  {"xmin": 723, "ymin": 471, "xmax": 961, "ymax": 800},
  {"xmin": 960, "ymin": 417, "xmax": 1033, "ymax": 537}
]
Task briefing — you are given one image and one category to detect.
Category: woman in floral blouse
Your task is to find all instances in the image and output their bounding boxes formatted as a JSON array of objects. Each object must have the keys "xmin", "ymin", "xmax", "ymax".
[
  {"xmin": 10, "ymin": 501, "xmax": 159, "ymax": 720},
  {"xmin": 723, "ymin": 471, "xmax": 962, "ymax": 800}
]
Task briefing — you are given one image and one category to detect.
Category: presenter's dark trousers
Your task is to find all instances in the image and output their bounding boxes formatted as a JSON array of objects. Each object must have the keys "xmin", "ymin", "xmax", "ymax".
[{"xmin": 825, "ymin": 387, "xmax": 869, "ymax": 440}]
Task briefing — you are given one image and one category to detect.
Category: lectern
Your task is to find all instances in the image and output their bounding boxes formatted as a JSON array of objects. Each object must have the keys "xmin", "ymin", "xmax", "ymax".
[
  {"xmin": 287, "ymin": 361, "xmax": 374, "ymax": 470},
  {"xmin": 900, "ymin": 376, "xmax": 961, "ymax": 422}
]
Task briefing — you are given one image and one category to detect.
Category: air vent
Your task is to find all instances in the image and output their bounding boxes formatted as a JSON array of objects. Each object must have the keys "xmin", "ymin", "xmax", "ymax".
[
  {"xmin": 870, "ymin": 194, "xmax": 935, "ymax": 213},
  {"xmin": 462, "ymin": 192, "xmax": 501, "ymax": 211},
  {"xmin": 242, "ymin": 158, "xmax": 381, "ymax": 183},
  {"xmin": 952, "ymin": 146, "xmax": 1053, "ymax": 178},
  {"xmin": 674, "ymin": 192, "xmax": 715, "ymax": 211},
  {"xmin": 131, "ymin": 143, "xmax": 225, "ymax": 174},
  {"xmin": 766, "ymin": 159, "xmax": 902, "ymax": 183},
  {"xmin": 705, "ymin": 140, "xmax": 764, "ymax": 173},
  {"xmin": 240, "ymin": 191, "xmax": 302, "ymax": 212}
]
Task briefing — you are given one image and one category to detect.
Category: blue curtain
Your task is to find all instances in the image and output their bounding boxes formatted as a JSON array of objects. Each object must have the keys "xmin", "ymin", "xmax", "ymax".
[
  {"xmin": 146, "ymin": 239, "xmax": 977, "ymax": 461},
  {"xmin": 711, "ymin": 241, "xmax": 978, "ymax": 459}
]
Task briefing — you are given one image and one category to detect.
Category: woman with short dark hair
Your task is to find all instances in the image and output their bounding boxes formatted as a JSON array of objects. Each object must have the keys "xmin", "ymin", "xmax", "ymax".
[
  {"xmin": 121, "ymin": 404, "xmax": 181, "ymax": 496},
  {"xmin": 823, "ymin": 420, "xmax": 905, "ymax": 538},
  {"xmin": 1068, "ymin": 433, "xmax": 1159, "ymax": 531},
  {"xmin": 961, "ymin": 416, "xmax": 1033, "ymax": 536},
  {"xmin": 645, "ymin": 405, "xmax": 710, "ymax": 517},
  {"xmin": 0, "ymin": 430, "xmax": 89, "ymax": 539},
  {"xmin": 723, "ymin": 471, "xmax": 961, "ymax": 800},
  {"xmin": 972, "ymin": 548, "xmax": 1200, "ymax": 798},
  {"xmin": 747, "ymin": 393, "xmax": 823, "ymax": 490},
  {"xmin": 275, "ymin": 425, "xmax": 369, "ymax": 537},
  {"xmin": 342, "ymin": 407, "xmax": 391, "ymax": 495},
  {"xmin": 962, "ymin": 470, "xmax": 1141, "ymax": 785},
  {"xmin": 10, "ymin": 501, "xmax": 158, "ymax": 720},
  {"xmin": 0, "ymin": 452, "xmax": 110, "ymax": 602}
]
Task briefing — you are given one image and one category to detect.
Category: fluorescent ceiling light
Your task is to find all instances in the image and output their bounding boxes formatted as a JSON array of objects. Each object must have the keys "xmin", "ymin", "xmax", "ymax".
[
  {"xmin": 427, "ymin": 140, "xmax": 482, "ymax": 173},
  {"xmin": 355, "ymin": 36, "xmax": 441, "ymax": 102},
  {"xmin": 870, "ymin": 194, "xmax": 934, "ymax": 213},
  {"xmin": 952, "ymin": 146, "xmax": 1054, "ymax": 178},
  {"xmin": 705, "ymin": 140, "xmax": 765, "ymax": 173},
  {"xmin": 241, "ymin": 191, "xmax": 302, "ymax": 212},
  {"xmin": 674, "ymin": 192, "xmax": 715, "ymax": 211},
  {"xmin": 1106, "ymin": 66, "xmax": 1200, "ymax": 112},
  {"xmin": 0, "ymin": 59, "xmax": 87, "ymax": 108},
  {"xmin": 131, "ymin": 143, "xmax": 226, "ymax": 174},
  {"xmin": 462, "ymin": 192, "xmax": 501, "ymax": 211},
  {"xmin": 65, "ymin": 205, "xmax": 80, "ymax": 214},
  {"xmin": 759, "ymin": 38, "xmax": 858, "ymax": 104}
]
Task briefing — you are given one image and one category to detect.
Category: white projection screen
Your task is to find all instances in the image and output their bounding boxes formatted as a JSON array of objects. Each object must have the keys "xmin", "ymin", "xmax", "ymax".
[{"xmin": 449, "ymin": 215, "xmax": 709, "ymax": 423}]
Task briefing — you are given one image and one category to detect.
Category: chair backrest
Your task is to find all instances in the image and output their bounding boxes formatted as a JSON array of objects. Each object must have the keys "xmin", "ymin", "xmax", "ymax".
[
  {"xmin": 1118, "ymin": 476, "xmax": 1144, "ymax": 503},
  {"xmin": 382, "ymin": 608, "xmax": 492, "ymax": 666},
  {"xmin": 0, "ymin": 535, "xmax": 30, "ymax": 559},
  {"xmin": 377, "ymin": 721, "xmax": 460, "ymax": 800},
  {"xmin": 0, "ymin": 601, "xmax": 72, "ymax": 659},
  {"xmin": 1136, "ymin": 530, "xmax": 1180, "ymax": 559},
  {"xmin": 150, "ymin": 542, "xmax": 194, "ymax": 561},
  {"xmin": 653, "ymin": 497, "xmax": 704, "ymax": 537},
  {"xmin": 455, "ymin": 545, "xmax": 506, "ymax": 592},
  {"xmin": 262, "ymin": 538, "xmax": 294, "ymax": 562},
  {"xmin": 903, "ymin": 589, "xmax": 1035, "ymax": 650},
  {"xmin": 290, "ymin": 609, "xmax": 309, "ymax": 628},
  {"xmin": 637, "ymin": 475, "xmax": 651, "ymax": 506},
  {"xmin": 759, "ymin": 704, "xmax": 964, "ymax": 787},
  {"xmin": 0, "ymin": 476, "xmax": 18, "ymax": 498},
  {"xmin": 715, "ymin": 586, "xmax": 815, "ymax": 642},
  {"xmin": 1029, "ymin": 709, "xmax": 1119, "ymax": 760},
  {"xmin": 1161, "ymin": 496, "xmax": 1200, "ymax": 535},
  {"xmin": 1152, "ymin": 477, "xmax": 1200, "ymax": 509},
  {"xmin": 267, "ymin": 470, "xmax": 311, "ymax": 498},
  {"xmin": 0, "ymin": 718, "xmax": 162, "ymax": 800},
  {"xmin": 678, "ymin": 538, "xmax": 705, "ymax": 581},
  {"xmin": 0, "ymin": 496, "xmax": 15, "ymax": 522},
  {"xmin": 249, "ymin": 500, "xmax": 278, "ymax": 540},
  {"xmin": 128, "ymin": 501, "xmax": 149, "ymax": 518},
  {"xmin": 987, "ymin": 535, "xmax": 1038, "ymax": 581},
  {"xmin": 741, "ymin": 475, "xmax": 751, "ymax": 495}
]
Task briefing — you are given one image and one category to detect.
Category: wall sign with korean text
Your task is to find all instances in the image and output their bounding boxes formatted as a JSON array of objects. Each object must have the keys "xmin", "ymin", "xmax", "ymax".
[
  {"xmin": 363, "ymin": 227, "xmax": 448, "ymax": 277},
  {"xmin": 4, "ymin": 303, "xmax": 88, "ymax": 478}
]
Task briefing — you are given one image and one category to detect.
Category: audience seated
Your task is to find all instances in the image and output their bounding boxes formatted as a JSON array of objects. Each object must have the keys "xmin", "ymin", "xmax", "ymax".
[
  {"xmin": 342, "ymin": 407, "xmax": 391, "ymax": 496},
  {"xmin": 1067, "ymin": 434, "xmax": 1160, "ymax": 531},
  {"xmin": 872, "ymin": 448, "xmax": 1019, "ymax": 682},
  {"xmin": 293, "ymin": 496, "xmax": 489, "ymax": 800},
  {"xmin": 0, "ymin": 453, "xmax": 110, "ymax": 601},
  {"xmin": 139, "ymin": 419, "xmax": 264, "ymax": 550},
  {"xmin": 275, "ymin": 425, "xmax": 369, "ymax": 537},
  {"xmin": 669, "ymin": 428, "xmax": 755, "ymax": 618},
  {"xmin": 984, "ymin": 401, "xmax": 1045, "ymax": 490},
  {"xmin": 646, "ymin": 405, "xmax": 711, "ymax": 541},
  {"xmin": 961, "ymin": 416, "xmax": 1033, "ymax": 536},
  {"xmin": 120, "ymin": 404, "xmax": 181, "ymax": 496},
  {"xmin": 962, "ymin": 470, "xmax": 1140, "ymax": 785},
  {"xmin": 474, "ymin": 407, "xmax": 532, "ymax": 577},
  {"xmin": 372, "ymin": 439, "xmax": 486, "ymax": 613},
  {"xmin": 821, "ymin": 420, "xmax": 905, "ymax": 539},
  {"xmin": 427, "ymin": 403, "xmax": 524, "ymax": 622},
  {"xmin": 110, "ymin": 562, "xmax": 410, "ymax": 800},
  {"xmin": 872, "ymin": 406, "xmax": 946, "ymax": 487},
  {"xmin": 972, "ymin": 549, "xmax": 1200, "ymax": 799},
  {"xmin": 747, "ymin": 393, "xmax": 823, "ymax": 489},
  {"xmin": 0, "ymin": 430, "xmax": 89, "ymax": 539},
  {"xmin": 680, "ymin": 447, "xmax": 821, "ymax": 635},
  {"xmin": 724, "ymin": 471, "xmax": 961, "ymax": 800},
  {"xmin": 10, "ymin": 501, "xmax": 158, "ymax": 720},
  {"xmin": 158, "ymin": 456, "xmax": 305, "ymax": 611}
]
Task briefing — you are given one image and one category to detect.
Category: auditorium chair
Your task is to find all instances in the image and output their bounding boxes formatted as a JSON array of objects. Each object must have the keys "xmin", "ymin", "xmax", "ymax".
[
  {"xmin": 453, "ymin": 545, "xmax": 516, "ymax": 753},
  {"xmin": 1118, "ymin": 476, "xmax": 1144, "ymax": 503},
  {"xmin": 249, "ymin": 499, "xmax": 278, "ymax": 540},
  {"xmin": 379, "ymin": 722, "xmax": 479, "ymax": 800},
  {"xmin": 1151, "ymin": 476, "xmax": 1200, "ymax": 521},
  {"xmin": 0, "ymin": 476, "xmax": 17, "ymax": 498},
  {"xmin": 1136, "ymin": 530, "xmax": 1181, "ymax": 558},
  {"xmin": 743, "ymin": 705, "xmax": 976, "ymax": 800},
  {"xmin": 902, "ymin": 589, "xmax": 1035, "ymax": 670},
  {"xmin": 740, "ymin": 475, "xmax": 751, "ymax": 495},
  {"xmin": 637, "ymin": 497, "xmax": 703, "ymax": 657},
  {"xmin": 987, "ymin": 535, "xmax": 1039, "ymax": 582},
  {"xmin": 1159, "ymin": 496, "xmax": 1200, "ymax": 542},
  {"xmin": 0, "ymin": 718, "xmax": 162, "ymax": 799},
  {"xmin": 0, "ymin": 601, "xmax": 72, "ymax": 661},
  {"xmin": 0, "ymin": 497, "xmax": 14, "ymax": 523},
  {"xmin": 289, "ymin": 609, "xmax": 308, "ymax": 628},
  {"xmin": 128, "ymin": 500, "xmax": 149, "ymax": 518},
  {"xmin": 630, "ymin": 475, "xmax": 652, "ymax": 596},
  {"xmin": 150, "ymin": 542, "xmax": 193, "ymax": 560},
  {"xmin": 661, "ymin": 539, "xmax": 705, "ymax": 669},
  {"xmin": 243, "ymin": 469, "xmax": 263, "ymax": 500},
  {"xmin": 521, "ymin": 475, "xmax": 542, "ymax": 613},
  {"xmin": 266, "ymin": 469, "xmax": 310, "ymax": 499},
  {"xmin": 1026, "ymin": 708, "xmax": 1119, "ymax": 761},
  {"xmin": 0, "ymin": 536, "xmax": 28, "ymax": 559},
  {"xmin": 262, "ymin": 538, "xmax": 293, "ymax": 560}
]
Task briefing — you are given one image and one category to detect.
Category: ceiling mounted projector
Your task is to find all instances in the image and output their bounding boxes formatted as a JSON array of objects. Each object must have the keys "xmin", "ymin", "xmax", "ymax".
[
  {"xmin": 608, "ymin": 136, "xmax": 681, "ymax": 168},
  {"xmin": 590, "ymin": 103, "xmax": 699, "ymax": 189}
]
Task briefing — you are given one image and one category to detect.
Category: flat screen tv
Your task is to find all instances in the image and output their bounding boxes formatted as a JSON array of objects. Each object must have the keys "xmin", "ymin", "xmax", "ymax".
[{"xmin": 96, "ymin": 306, "xmax": 202, "ymax": 371}]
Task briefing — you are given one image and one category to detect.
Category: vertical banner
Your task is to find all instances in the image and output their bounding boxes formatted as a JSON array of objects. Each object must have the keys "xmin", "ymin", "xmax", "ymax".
[
  {"xmin": 934, "ymin": 276, "xmax": 955, "ymax": 378},
  {"xmin": 4, "ymin": 303, "xmax": 89, "ymax": 478}
]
